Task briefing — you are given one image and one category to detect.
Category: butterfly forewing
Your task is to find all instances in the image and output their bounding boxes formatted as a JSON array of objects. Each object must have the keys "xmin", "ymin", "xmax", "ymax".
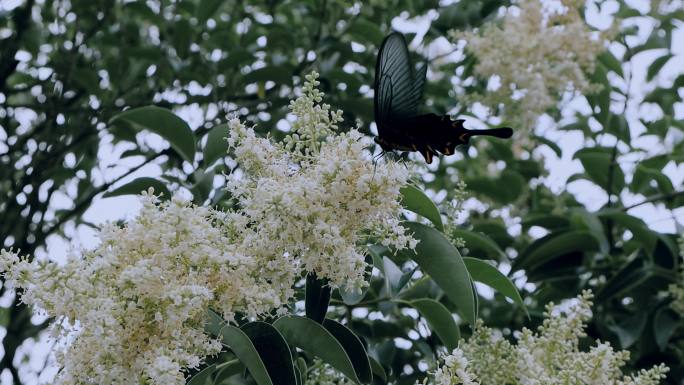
[{"xmin": 374, "ymin": 33, "xmax": 421, "ymax": 127}]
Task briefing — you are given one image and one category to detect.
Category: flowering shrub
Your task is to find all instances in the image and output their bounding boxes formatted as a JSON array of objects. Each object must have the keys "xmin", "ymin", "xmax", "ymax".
[
  {"xmin": 0, "ymin": 72, "xmax": 414, "ymax": 385},
  {"xmin": 0, "ymin": 195, "xmax": 279, "ymax": 385},
  {"xmin": 453, "ymin": 0, "xmax": 613, "ymax": 129},
  {"xmin": 430, "ymin": 291, "xmax": 668, "ymax": 385}
]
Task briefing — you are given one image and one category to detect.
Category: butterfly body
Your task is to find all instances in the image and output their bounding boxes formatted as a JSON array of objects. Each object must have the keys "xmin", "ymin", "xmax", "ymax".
[{"xmin": 373, "ymin": 32, "xmax": 513, "ymax": 163}]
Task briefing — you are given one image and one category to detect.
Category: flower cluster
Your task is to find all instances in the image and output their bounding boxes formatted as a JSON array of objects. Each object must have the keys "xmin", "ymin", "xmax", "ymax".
[
  {"xmin": 453, "ymin": 0, "xmax": 613, "ymax": 129},
  {"xmin": 224, "ymin": 72, "xmax": 415, "ymax": 290},
  {"xmin": 306, "ymin": 359, "xmax": 356, "ymax": 385},
  {"xmin": 430, "ymin": 291, "xmax": 668, "ymax": 385},
  {"xmin": 0, "ymin": 193, "xmax": 284, "ymax": 385}
]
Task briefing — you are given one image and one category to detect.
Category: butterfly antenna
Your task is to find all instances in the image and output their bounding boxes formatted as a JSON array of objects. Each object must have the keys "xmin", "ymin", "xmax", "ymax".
[{"xmin": 465, "ymin": 127, "xmax": 514, "ymax": 139}]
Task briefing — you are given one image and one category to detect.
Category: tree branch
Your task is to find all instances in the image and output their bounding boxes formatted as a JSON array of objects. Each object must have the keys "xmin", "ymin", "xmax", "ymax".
[{"xmin": 622, "ymin": 190, "xmax": 684, "ymax": 211}]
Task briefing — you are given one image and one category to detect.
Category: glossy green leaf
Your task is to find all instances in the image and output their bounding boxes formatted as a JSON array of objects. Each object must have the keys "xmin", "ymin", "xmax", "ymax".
[
  {"xmin": 213, "ymin": 360, "xmax": 245, "ymax": 385},
  {"xmin": 450, "ymin": 229, "xmax": 505, "ymax": 260},
  {"xmin": 607, "ymin": 312, "xmax": 647, "ymax": 349},
  {"xmin": 463, "ymin": 257, "xmax": 526, "ymax": 314},
  {"xmin": 205, "ymin": 308, "xmax": 226, "ymax": 337},
  {"xmin": 187, "ymin": 364, "xmax": 217, "ymax": 385},
  {"xmin": 383, "ymin": 256, "xmax": 404, "ymax": 297},
  {"xmin": 515, "ymin": 230, "xmax": 601, "ymax": 271},
  {"xmin": 654, "ymin": 307, "xmax": 679, "ymax": 350},
  {"xmin": 196, "ymin": 0, "xmax": 223, "ymax": 22},
  {"xmin": 598, "ymin": 51, "xmax": 624, "ymax": 77},
  {"xmin": 647, "ymin": 54, "xmax": 672, "ymax": 81},
  {"xmin": 110, "ymin": 106, "xmax": 196, "ymax": 163},
  {"xmin": 368, "ymin": 357, "xmax": 387, "ymax": 383},
  {"xmin": 273, "ymin": 316, "xmax": 364, "ymax": 384},
  {"xmin": 203, "ymin": 124, "xmax": 230, "ymax": 167},
  {"xmin": 400, "ymin": 184, "xmax": 444, "ymax": 231},
  {"xmin": 241, "ymin": 322, "xmax": 297, "ymax": 385},
  {"xmin": 338, "ymin": 283, "xmax": 368, "ymax": 306},
  {"xmin": 103, "ymin": 177, "xmax": 170, "ymax": 199},
  {"xmin": 573, "ymin": 147, "xmax": 625, "ymax": 194},
  {"xmin": 400, "ymin": 222, "xmax": 476, "ymax": 325},
  {"xmin": 219, "ymin": 325, "xmax": 274, "ymax": 385},
  {"xmin": 243, "ymin": 66, "xmax": 293, "ymax": 85},
  {"xmin": 522, "ymin": 214, "xmax": 570, "ymax": 231},
  {"xmin": 599, "ymin": 211, "xmax": 657, "ymax": 253},
  {"xmin": 322, "ymin": 319, "xmax": 372, "ymax": 384},
  {"xmin": 399, "ymin": 298, "xmax": 460, "ymax": 350},
  {"xmin": 596, "ymin": 253, "xmax": 648, "ymax": 302},
  {"xmin": 532, "ymin": 135, "xmax": 562, "ymax": 157},
  {"xmin": 305, "ymin": 273, "xmax": 331, "ymax": 323}
]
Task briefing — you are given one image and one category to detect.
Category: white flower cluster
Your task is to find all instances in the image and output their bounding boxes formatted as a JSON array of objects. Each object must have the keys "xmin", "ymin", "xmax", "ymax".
[
  {"xmin": 431, "ymin": 291, "xmax": 668, "ymax": 385},
  {"xmin": 453, "ymin": 0, "xmax": 613, "ymax": 129},
  {"xmin": 224, "ymin": 72, "xmax": 415, "ymax": 290},
  {"xmin": 0, "ymin": 193, "xmax": 285, "ymax": 385},
  {"xmin": 306, "ymin": 359, "xmax": 356, "ymax": 385}
]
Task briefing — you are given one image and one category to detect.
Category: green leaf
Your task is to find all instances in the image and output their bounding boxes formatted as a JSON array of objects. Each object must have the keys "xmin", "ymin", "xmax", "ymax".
[
  {"xmin": 450, "ymin": 229, "xmax": 505, "ymax": 260},
  {"xmin": 273, "ymin": 316, "xmax": 365, "ymax": 384},
  {"xmin": 219, "ymin": 325, "xmax": 274, "ymax": 385},
  {"xmin": 607, "ymin": 312, "xmax": 647, "ymax": 349},
  {"xmin": 322, "ymin": 319, "xmax": 373, "ymax": 384},
  {"xmin": 398, "ymin": 298, "xmax": 460, "ymax": 350},
  {"xmin": 598, "ymin": 51, "xmax": 624, "ymax": 77},
  {"xmin": 515, "ymin": 230, "xmax": 601, "ymax": 271},
  {"xmin": 522, "ymin": 214, "xmax": 570, "ymax": 231},
  {"xmin": 205, "ymin": 308, "xmax": 226, "ymax": 337},
  {"xmin": 196, "ymin": 0, "xmax": 223, "ymax": 22},
  {"xmin": 573, "ymin": 147, "xmax": 625, "ymax": 194},
  {"xmin": 383, "ymin": 256, "xmax": 404, "ymax": 297},
  {"xmin": 213, "ymin": 360, "xmax": 245, "ymax": 385},
  {"xmin": 400, "ymin": 184, "xmax": 444, "ymax": 231},
  {"xmin": 305, "ymin": 273, "xmax": 331, "ymax": 323},
  {"xmin": 110, "ymin": 106, "xmax": 196, "ymax": 163},
  {"xmin": 368, "ymin": 357, "xmax": 387, "ymax": 383},
  {"xmin": 647, "ymin": 54, "xmax": 673, "ymax": 82},
  {"xmin": 653, "ymin": 307, "xmax": 679, "ymax": 350},
  {"xmin": 187, "ymin": 364, "xmax": 217, "ymax": 385},
  {"xmin": 241, "ymin": 322, "xmax": 297, "ymax": 385},
  {"xmin": 598, "ymin": 211, "xmax": 657, "ymax": 254},
  {"xmin": 243, "ymin": 66, "xmax": 293, "ymax": 85},
  {"xmin": 532, "ymin": 135, "xmax": 562, "ymax": 157},
  {"xmin": 203, "ymin": 124, "xmax": 230, "ymax": 167},
  {"xmin": 463, "ymin": 257, "xmax": 526, "ymax": 314},
  {"xmin": 338, "ymin": 283, "xmax": 368, "ymax": 306},
  {"xmin": 348, "ymin": 19, "xmax": 385, "ymax": 44},
  {"xmin": 596, "ymin": 252, "xmax": 648, "ymax": 302},
  {"xmin": 465, "ymin": 170, "xmax": 525, "ymax": 204},
  {"xmin": 400, "ymin": 222, "xmax": 477, "ymax": 325},
  {"xmin": 103, "ymin": 177, "xmax": 170, "ymax": 199}
]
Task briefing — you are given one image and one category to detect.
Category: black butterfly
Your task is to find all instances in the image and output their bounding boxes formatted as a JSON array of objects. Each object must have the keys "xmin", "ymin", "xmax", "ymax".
[{"xmin": 373, "ymin": 32, "xmax": 513, "ymax": 164}]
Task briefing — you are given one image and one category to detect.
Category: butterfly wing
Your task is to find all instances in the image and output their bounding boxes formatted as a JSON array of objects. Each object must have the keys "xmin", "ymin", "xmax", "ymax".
[{"xmin": 374, "ymin": 33, "xmax": 422, "ymax": 130}]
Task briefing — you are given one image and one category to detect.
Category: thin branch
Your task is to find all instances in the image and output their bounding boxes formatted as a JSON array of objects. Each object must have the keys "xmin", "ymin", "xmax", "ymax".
[{"xmin": 622, "ymin": 190, "xmax": 684, "ymax": 211}]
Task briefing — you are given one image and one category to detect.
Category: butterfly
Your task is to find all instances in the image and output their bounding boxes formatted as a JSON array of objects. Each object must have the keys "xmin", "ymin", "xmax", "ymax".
[{"xmin": 373, "ymin": 32, "xmax": 513, "ymax": 164}]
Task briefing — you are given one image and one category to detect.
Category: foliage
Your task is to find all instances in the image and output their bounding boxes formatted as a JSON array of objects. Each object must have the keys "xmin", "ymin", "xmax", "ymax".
[{"xmin": 0, "ymin": 0, "xmax": 683, "ymax": 385}]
